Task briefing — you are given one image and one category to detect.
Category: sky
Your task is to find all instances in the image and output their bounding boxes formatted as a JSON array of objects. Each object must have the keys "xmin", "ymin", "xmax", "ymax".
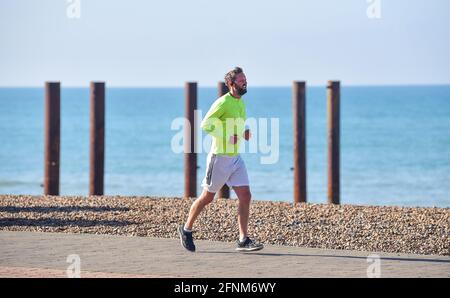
[{"xmin": 0, "ymin": 0, "xmax": 449, "ymax": 87}]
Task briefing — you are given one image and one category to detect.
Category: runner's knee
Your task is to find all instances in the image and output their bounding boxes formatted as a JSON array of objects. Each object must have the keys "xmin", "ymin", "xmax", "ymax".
[
  {"xmin": 201, "ymin": 191, "xmax": 215, "ymax": 205},
  {"xmin": 239, "ymin": 190, "xmax": 252, "ymax": 203}
]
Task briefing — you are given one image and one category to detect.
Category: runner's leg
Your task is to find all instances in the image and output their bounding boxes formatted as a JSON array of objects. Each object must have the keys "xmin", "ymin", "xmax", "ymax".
[
  {"xmin": 233, "ymin": 185, "xmax": 252, "ymax": 240},
  {"xmin": 184, "ymin": 189, "xmax": 215, "ymax": 230}
]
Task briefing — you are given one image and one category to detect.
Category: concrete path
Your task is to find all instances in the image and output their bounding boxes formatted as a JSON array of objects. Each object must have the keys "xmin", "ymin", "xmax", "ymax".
[{"xmin": 1, "ymin": 231, "xmax": 449, "ymax": 278}]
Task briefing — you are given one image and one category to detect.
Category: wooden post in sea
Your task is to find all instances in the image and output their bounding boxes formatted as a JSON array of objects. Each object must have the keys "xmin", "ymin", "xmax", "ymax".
[
  {"xmin": 44, "ymin": 82, "xmax": 61, "ymax": 195},
  {"xmin": 184, "ymin": 82, "xmax": 197, "ymax": 198},
  {"xmin": 217, "ymin": 81, "xmax": 230, "ymax": 199},
  {"xmin": 89, "ymin": 82, "xmax": 105, "ymax": 196},
  {"xmin": 327, "ymin": 81, "xmax": 340, "ymax": 204},
  {"xmin": 293, "ymin": 81, "xmax": 307, "ymax": 203}
]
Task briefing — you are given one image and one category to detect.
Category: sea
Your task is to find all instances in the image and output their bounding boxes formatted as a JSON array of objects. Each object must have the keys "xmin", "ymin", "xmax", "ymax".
[{"xmin": 1, "ymin": 85, "xmax": 449, "ymax": 208}]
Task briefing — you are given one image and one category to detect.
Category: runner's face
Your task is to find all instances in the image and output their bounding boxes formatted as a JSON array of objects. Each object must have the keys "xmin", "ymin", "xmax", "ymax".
[{"xmin": 233, "ymin": 73, "xmax": 247, "ymax": 96}]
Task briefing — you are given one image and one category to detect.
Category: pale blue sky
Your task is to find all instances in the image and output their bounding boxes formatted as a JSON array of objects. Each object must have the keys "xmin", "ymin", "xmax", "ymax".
[{"xmin": 1, "ymin": 0, "xmax": 449, "ymax": 86}]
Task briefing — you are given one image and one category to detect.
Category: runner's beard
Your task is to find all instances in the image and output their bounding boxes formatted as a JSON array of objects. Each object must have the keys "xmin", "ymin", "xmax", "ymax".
[{"xmin": 236, "ymin": 86, "xmax": 247, "ymax": 96}]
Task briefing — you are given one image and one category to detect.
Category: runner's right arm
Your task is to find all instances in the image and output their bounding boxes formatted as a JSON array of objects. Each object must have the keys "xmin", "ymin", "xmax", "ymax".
[{"xmin": 201, "ymin": 100, "xmax": 227, "ymax": 139}]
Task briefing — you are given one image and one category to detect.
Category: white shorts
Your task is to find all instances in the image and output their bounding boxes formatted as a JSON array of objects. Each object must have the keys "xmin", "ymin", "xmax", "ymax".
[{"xmin": 201, "ymin": 153, "xmax": 250, "ymax": 193}]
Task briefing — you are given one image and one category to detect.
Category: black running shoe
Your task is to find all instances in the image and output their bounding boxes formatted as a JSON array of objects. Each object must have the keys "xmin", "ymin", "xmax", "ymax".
[
  {"xmin": 178, "ymin": 225, "xmax": 196, "ymax": 252},
  {"xmin": 236, "ymin": 237, "xmax": 264, "ymax": 252}
]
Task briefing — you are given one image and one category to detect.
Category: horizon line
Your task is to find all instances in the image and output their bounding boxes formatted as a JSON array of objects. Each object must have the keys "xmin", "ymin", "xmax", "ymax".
[{"xmin": 1, "ymin": 83, "xmax": 450, "ymax": 89}]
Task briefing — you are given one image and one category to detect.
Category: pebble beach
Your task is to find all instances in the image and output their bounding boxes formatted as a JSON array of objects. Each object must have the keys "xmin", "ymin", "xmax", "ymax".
[{"xmin": 0, "ymin": 195, "xmax": 448, "ymax": 256}]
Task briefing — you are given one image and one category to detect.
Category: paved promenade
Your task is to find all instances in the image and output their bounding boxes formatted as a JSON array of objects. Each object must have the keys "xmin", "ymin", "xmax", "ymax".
[{"xmin": 1, "ymin": 231, "xmax": 449, "ymax": 278}]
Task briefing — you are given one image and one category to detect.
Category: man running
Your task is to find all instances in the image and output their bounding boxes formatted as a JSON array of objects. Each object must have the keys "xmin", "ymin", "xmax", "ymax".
[{"xmin": 178, "ymin": 67, "xmax": 264, "ymax": 252}]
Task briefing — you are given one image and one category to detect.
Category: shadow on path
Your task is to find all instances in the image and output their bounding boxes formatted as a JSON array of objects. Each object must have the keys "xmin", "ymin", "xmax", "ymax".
[{"xmin": 198, "ymin": 250, "xmax": 450, "ymax": 264}]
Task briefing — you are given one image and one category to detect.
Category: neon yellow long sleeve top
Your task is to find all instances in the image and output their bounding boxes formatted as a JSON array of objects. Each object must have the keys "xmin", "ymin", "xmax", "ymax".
[{"xmin": 200, "ymin": 92, "xmax": 246, "ymax": 156}]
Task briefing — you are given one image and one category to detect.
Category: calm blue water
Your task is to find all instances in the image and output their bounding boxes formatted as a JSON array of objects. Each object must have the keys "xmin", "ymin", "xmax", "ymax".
[{"xmin": 1, "ymin": 86, "xmax": 450, "ymax": 207}]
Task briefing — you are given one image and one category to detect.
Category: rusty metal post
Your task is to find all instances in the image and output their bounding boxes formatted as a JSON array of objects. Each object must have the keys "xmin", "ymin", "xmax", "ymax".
[
  {"xmin": 217, "ymin": 81, "xmax": 230, "ymax": 199},
  {"xmin": 89, "ymin": 82, "xmax": 105, "ymax": 196},
  {"xmin": 217, "ymin": 81, "xmax": 229, "ymax": 97},
  {"xmin": 184, "ymin": 82, "xmax": 197, "ymax": 198},
  {"xmin": 44, "ymin": 82, "xmax": 60, "ymax": 195},
  {"xmin": 293, "ymin": 81, "xmax": 307, "ymax": 203},
  {"xmin": 327, "ymin": 81, "xmax": 340, "ymax": 204}
]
